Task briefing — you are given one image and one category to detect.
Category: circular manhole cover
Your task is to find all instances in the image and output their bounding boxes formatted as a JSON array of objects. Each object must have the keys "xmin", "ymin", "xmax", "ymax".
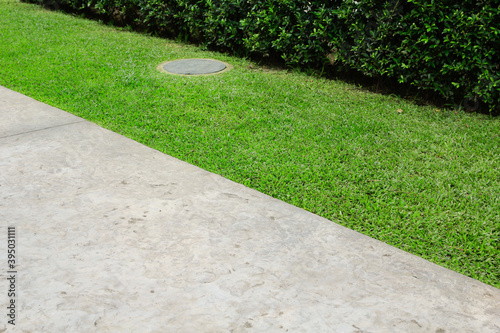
[{"xmin": 158, "ymin": 59, "xmax": 231, "ymax": 76}]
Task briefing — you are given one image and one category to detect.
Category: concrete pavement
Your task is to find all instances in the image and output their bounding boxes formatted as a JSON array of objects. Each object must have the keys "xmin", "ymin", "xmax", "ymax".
[{"xmin": 0, "ymin": 85, "xmax": 499, "ymax": 332}]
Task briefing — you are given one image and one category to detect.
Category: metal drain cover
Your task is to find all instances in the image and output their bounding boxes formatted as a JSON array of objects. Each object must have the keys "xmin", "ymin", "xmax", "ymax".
[{"xmin": 159, "ymin": 59, "xmax": 230, "ymax": 76}]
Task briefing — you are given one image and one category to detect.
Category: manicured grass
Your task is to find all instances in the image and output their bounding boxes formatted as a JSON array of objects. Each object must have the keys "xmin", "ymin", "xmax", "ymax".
[{"xmin": 1, "ymin": 0, "xmax": 499, "ymax": 288}]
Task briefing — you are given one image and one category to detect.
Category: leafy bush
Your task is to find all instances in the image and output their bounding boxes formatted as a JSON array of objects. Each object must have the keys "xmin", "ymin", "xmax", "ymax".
[
  {"xmin": 240, "ymin": 0, "xmax": 341, "ymax": 66},
  {"xmin": 26, "ymin": 0, "xmax": 500, "ymax": 112},
  {"xmin": 335, "ymin": 0, "xmax": 500, "ymax": 111}
]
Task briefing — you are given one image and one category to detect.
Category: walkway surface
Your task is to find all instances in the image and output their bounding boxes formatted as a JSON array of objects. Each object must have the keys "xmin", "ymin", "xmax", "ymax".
[{"xmin": 0, "ymin": 85, "xmax": 499, "ymax": 332}]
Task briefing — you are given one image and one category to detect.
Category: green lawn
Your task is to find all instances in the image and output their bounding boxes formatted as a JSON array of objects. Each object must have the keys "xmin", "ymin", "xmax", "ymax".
[{"xmin": 1, "ymin": 0, "xmax": 499, "ymax": 288}]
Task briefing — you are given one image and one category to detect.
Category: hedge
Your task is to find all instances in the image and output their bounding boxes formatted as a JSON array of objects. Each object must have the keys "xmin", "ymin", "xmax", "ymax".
[
  {"xmin": 335, "ymin": 0, "xmax": 500, "ymax": 112},
  {"xmin": 29, "ymin": 0, "xmax": 500, "ymax": 112}
]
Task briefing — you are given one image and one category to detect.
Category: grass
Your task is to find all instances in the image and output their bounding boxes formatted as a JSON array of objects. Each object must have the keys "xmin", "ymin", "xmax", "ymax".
[{"xmin": 1, "ymin": 0, "xmax": 499, "ymax": 288}]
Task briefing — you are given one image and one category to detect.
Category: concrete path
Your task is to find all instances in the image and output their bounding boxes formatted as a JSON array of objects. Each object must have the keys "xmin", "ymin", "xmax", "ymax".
[{"xmin": 0, "ymin": 85, "xmax": 499, "ymax": 332}]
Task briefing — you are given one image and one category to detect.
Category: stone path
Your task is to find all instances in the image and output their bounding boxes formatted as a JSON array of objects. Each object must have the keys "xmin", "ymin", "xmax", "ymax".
[{"xmin": 0, "ymin": 85, "xmax": 499, "ymax": 332}]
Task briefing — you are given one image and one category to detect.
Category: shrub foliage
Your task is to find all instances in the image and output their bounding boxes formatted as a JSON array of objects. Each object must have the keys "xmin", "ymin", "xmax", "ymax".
[{"xmin": 30, "ymin": 0, "xmax": 500, "ymax": 111}]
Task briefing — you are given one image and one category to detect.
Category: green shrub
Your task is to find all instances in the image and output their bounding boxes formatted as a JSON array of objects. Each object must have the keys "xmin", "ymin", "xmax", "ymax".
[
  {"xmin": 334, "ymin": 0, "xmax": 500, "ymax": 111},
  {"xmin": 240, "ymin": 0, "xmax": 341, "ymax": 66}
]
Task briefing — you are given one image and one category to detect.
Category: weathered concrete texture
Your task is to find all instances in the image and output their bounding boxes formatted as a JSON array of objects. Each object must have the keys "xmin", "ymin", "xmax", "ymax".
[{"xmin": 0, "ymin": 85, "xmax": 499, "ymax": 332}]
